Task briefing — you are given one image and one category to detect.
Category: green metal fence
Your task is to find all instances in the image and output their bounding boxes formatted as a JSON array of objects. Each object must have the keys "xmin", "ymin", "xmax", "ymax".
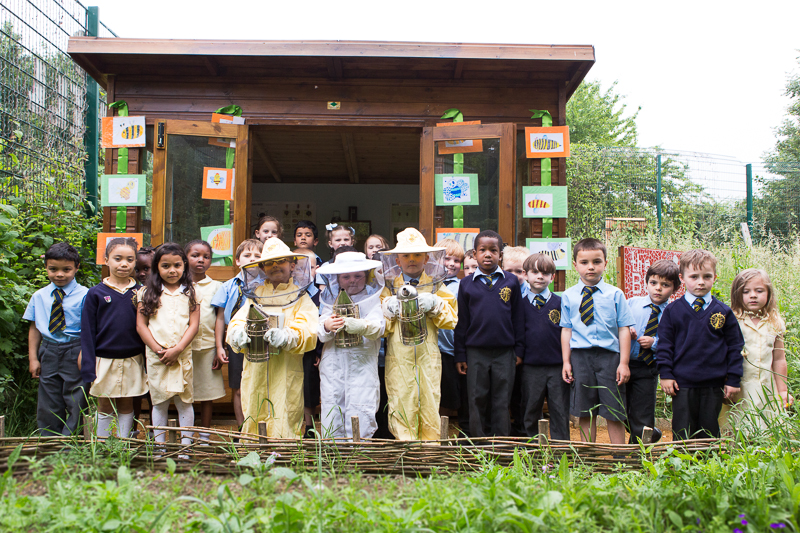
[{"xmin": 0, "ymin": 0, "xmax": 114, "ymax": 203}]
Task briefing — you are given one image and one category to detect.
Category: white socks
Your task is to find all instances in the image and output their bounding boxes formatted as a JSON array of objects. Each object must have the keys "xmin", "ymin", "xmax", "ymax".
[
  {"xmin": 96, "ymin": 413, "xmax": 114, "ymax": 438},
  {"xmin": 174, "ymin": 397, "xmax": 195, "ymax": 446},
  {"xmin": 151, "ymin": 401, "xmax": 169, "ymax": 444},
  {"xmin": 118, "ymin": 412, "xmax": 134, "ymax": 439}
]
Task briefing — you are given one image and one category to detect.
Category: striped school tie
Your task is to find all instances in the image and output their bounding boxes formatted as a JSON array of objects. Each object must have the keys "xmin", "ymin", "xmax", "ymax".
[
  {"xmin": 693, "ymin": 297, "xmax": 704, "ymax": 312},
  {"xmin": 639, "ymin": 304, "xmax": 660, "ymax": 366},
  {"xmin": 231, "ymin": 279, "xmax": 244, "ymax": 317},
  {"xmin": 579, "ymin": 286, "xmax": 599, "ymax": 325},
  {"xmin": 534, "ymin": 294, "xmax": 546, "ymax": 309},
  {"xmin": 483, "ymin": 272, "xmax": 502, "ymax": 289},
  {"xmin": 409, "ymin": 278, "xmax": 419, "ymax": 287},
  {"xmin": 48, "ymin": 288, "xmax": 66, "ymax": 334}
]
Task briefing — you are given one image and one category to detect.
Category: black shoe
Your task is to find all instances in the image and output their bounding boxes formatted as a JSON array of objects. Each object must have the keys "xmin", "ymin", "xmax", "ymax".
[
  {"xmin": 650, "ymin": 427, "xmax": 662, "ymax": 444},
  {"xmin": 303, "ymin": 425, "xmax": 314, "ymax": 439}
]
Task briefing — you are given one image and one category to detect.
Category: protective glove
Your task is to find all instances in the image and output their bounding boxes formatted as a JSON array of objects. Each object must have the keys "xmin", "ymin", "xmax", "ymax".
[
  {"xmin": 229, "ymin": 324, "xmax": 250, "ymax": 352},
  {"xmin": 265, "ymin": 327, "xmax": 299, "ymax": 350},
  {"xmin": 343, "ymin": 317, "xmax": 369, "ymax": 336},
  {"xmin": 418, "ymin": 293, "xmax": 443, "ymax": 314},
  {"xmin": 382, "ymin": 296, "xmax": 400, "ymax": 319}
]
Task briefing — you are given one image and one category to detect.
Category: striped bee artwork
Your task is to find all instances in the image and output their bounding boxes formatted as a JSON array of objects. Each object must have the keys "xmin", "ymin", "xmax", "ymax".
[
  {"xmin": 101, "ymin": 174, "xmax": 145, "ymax": 206},
  {"xmin": 119, "ymin": 124, "xmax": 144, "ymax": 140},
  {"xmin": 525, "ymin": 126, "xmax": 570, "ymax": 158},
  {"xmin": 522, "ymin": 187, "xmax": 567, "ymax": 218},
  {"xmin": 103, "ymin": 116, "xmax": 146, "ymax": 148},
  {"xmin": 201, "ymin": 225, "xmax": 234, "ymax": 258},
  {"xmin": 531, "ymin": 136, "xmax": 561, "ymax": 151},
  {"xmin": 526, "ymin": 238, "xmax": 572, "ymax": 270}
]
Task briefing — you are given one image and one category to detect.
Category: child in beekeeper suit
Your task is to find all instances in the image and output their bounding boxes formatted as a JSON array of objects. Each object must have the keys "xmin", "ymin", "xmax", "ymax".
[
  {"xmin": 317, "ymin": 250, "xmax": 385, "ymax": 439},
  {"xmin": 227, "ymin": 238, "xmax": 318, "ymax": 438},
  {"xmin": 380, "ymin": 228, "xmax": 458, "ymax": 440}
]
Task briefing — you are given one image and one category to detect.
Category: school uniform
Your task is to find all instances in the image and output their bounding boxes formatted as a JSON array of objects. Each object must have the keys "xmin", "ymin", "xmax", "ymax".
[
  {"xmin": 560, "ymin": 279, "xmax": 635, "ymax": 422},
  {"xmin": 454, "ymin": 267, "xmax": 525, "ymax": 437},
  {"xmin": 210, "ymin": 273, "xmax": 246, "ymax": 389},
  {"xmin": 657, "ymin": 293, "xmax": 744, "ymax": 439},
  {"xmin": 192, "ymin": 276, "xmax": 225, "ymax": 402},
  {"xmin": 81, "ymin": 279, "xmax": 147, "ymax": 398},
  {"xmin": 624, "ymin": 295, "xmax": 667, "ymax": 443},
  {"xmin": 520, "ymin": 288, "xmax": 569, "ymax": 440},
  {"xmin": 23, "ymin": 278, "xmax": 89, "ymax": 436},
  {"xmin": 438, "ymin": 276, "xmax": 461, "ymax": 411},
  {"xmin": 303, "ymin": 287, "xmax": 322, "ymax": 422}
]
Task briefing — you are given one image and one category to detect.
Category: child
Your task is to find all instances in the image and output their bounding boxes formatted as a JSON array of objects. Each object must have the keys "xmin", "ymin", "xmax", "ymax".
[
  {"xmin": 254, "ymin": 215, "xmax": 283, "ymax": 243},
  {"xmin": 24, "ymin": 242, "xmax": 89, "ymax": 436},
  {"xmin": 136, "ymin": 243, "xmax": 200, "ymax": 446},
  {"xmin": 463, "ymin": 250, "xmax": 478, "ymax": 277},
  {"xmin": 317, "ymin": 223, "xmax": 357, "ymax": 289},
  {"xmin": 656, "ymin": 249, "xmax": 744, "ymax": 440},
  {"xmin": 81, "ymin": 237, "xmax": 147, "ymax": 439},
  {"xmin": 294, "ymin": 220, "xmax": 321, "ymax": 266},
  {"xmin": 364, "ymin": 234, "xmax": 389, "ymax": 259},
  {"xmin": 503, "ymin": 245, "xmax": 531, "ymax": 436},
  {"xmin": 454, "ymin": 230, "xmax": 525, "ymax": 437},
  {"xmin": 625, "ymin": 259, "xmax": 680, "ymax": 444},
  {"xmin": 519, "ymin": 253, "xmax": 569, "ymax": 440},
  {"xmin": 294, "ymin": 248, "xmax": 322, "ymax": 436},
  {"xmin": 226, "ymin": 238, "xmax": 318, "ymax": 438},
  {"xmin": 135, "ymin": 246, "xmax": 155, "ymax": 284},
  {"xmin": 560, "ymin": 238, "xmax": 634, "ymax": 444},
  {"xmin": 211, "ymin": 239, "xmax": 264, "ymax": 428},
  {"xmin": 318, "ymin": 251, "xmax": 385, "ymax": 439},
  {"xmin": 502, "ymin": 246, "xmax": 531, "ymax": 289},
  {"xmin": 727, "ymin": 269, "xmax": 792, "ymax": 429},
  {"xmin": 185, "ymin": 240, "xmax": 225, "ymax": 443},
  {"xmin": 435, "ymin": 238, "xmax": 465, "ymax": 420},
  {"xmin": 380, "ymin": 228, "xmax": 458, "ymax": 440}
]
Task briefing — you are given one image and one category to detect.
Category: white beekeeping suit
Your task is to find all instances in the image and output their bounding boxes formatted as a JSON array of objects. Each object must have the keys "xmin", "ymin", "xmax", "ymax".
[{"xmin": 317, "ymin": 252, "xmax": 385, "ymax": 439}]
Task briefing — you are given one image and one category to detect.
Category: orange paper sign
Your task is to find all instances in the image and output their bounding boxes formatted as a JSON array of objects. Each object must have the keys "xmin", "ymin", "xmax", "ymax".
[
  {"xmin": 525, "ymin": 126, "xmax": 570, "ymax": 158},
  {"xmin": 201, "ymin": 167, "xmax": 234, "ymax": 201},
  {"xmin": 101, "ymin": 116, "xmax": 146, "ymax": 149},
  {"xmin": 96, "ymin": 233, "xmax": 144, "ymax": 265},
  {"xmin": 436, "ymin": 121, "xmax": 484, "ymax": 154}
]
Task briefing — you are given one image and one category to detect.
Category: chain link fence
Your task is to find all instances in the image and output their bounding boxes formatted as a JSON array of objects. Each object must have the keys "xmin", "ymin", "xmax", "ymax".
[{"xmin": 0, "ymin": 0, "xmax": 114, "ymax": 202}]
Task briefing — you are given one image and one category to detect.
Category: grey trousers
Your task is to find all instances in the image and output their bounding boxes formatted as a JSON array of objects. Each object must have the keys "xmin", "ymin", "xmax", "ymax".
[
  {"xmin": 37, "ymin": 338, "xmax": 87, "ymax": 436},
  {"xmin": 466, "ymin": 346, "xmax": 515, "ymax": 437},
  {"xmin": 672, "ymin": 386, "xmax": 723, "ymax": 440},
  {"xmin": 520, "ymin": 364, "xmax": 570, "ymax": 440},
  {"xmin": 623, "ymin": 360, "xmax": 658, "ymax": 444}
]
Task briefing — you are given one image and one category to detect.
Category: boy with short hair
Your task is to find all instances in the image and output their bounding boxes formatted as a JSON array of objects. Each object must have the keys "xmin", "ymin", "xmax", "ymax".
[
  {"xmin": 463, "ymin": 250, "xmax": 478, "ymax": 276},
  {"xmin": 657, "ymin": 249, "xmax": 744, "ymax": 440},
  {"xmin": 625, "ymin": 259, "xmax": 680, "ymax": 444},
  {"xmin": 520, "ymin": 253, "xmax": 569, "ymax": 440},
  {"xmin": 293, "ymin": 220, "xmax": 321, "ymax": 266},
  {"xmin": 455, "ymin": 230, "xmax": 525, "ymax": 437},
  {"xmin": 560, "ymin": 238, "xmax": 634, "ymax": 444},
  {"xmin": 24, "ymin": 242, "xmax": 89, "ymax": 436},
  {"xmin": 502, "ymin": 246, "xmax": 531, "ymax": 289},
  {"xmin": 212, "ymin": 238, "xmax": 264, "ymax": 427},
  {"xmin": 435, "ymin": 238, "xmax": 465, "ymax": 419}
]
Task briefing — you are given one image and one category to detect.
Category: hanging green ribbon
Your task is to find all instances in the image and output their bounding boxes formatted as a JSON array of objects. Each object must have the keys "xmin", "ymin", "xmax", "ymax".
[
  {"xmin": 215, "ymin": 105, "xmax": 242, "ymax": 267},
  {"xmin": 530, "ymin": 109, "xmax": 554, "ymax": 238},
  {"xmin": 109, "ymin": 101, "xmax": 130, "ymax": 233},
  {"xmin": 441, "ymin": 108, "xmax": 465, "ymax": 228}
]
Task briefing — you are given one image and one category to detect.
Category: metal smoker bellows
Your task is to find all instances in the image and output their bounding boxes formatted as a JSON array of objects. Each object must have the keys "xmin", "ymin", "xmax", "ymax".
[
  {"xmin": 397, "ymin": 284, "xmax": 426, "ymax": 346},
  {"xmin": 333, "ymin": 289, "xmax": 362, "ymax": 348},
  {"xmin": 245, "ymin": 304, "xmax": 281, "ymax": 362}
]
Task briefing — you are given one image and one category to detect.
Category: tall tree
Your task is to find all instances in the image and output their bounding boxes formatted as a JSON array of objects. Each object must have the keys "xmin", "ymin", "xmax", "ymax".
[
  {"xmin": 566, "ymin": 80, "xmax": 640, "ymax": 147},
  {"xmin": 766, "ymin": 57, "xmax": 800, "ymax": 162}
]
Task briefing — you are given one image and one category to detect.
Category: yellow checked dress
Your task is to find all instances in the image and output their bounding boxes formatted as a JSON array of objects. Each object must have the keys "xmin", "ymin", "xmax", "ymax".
[
  {"xmin": 138, "ymin": 286, "xmax": 196, "ymax": 406},
  {"xmin": 380, "ymin": 272, "xmax": 458, "ymax": 440},
  {"xmin": 192, "ymin": 276, "xmax": 225, "ymax": 402},
  {"xmin": 227, "ymin": 281, "xmax": 318, "ymax": 438}
]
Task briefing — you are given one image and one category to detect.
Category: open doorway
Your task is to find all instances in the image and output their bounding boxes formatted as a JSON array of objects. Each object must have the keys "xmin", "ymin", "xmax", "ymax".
[{"xmin": 249, "ymin": 126, "xmax": 421, "ymax": 259}]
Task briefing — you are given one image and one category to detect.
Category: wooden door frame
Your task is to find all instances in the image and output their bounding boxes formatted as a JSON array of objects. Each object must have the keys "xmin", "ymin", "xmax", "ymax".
[
  {"xmin": 152, "ymin": 119, "xmax": 249, "ymax": 280},
  {"xmin": 420, "ymin": 123, "xmax": 516, "ymax": 245}
]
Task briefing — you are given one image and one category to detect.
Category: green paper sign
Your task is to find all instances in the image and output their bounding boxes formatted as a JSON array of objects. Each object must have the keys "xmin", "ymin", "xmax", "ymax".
[
  {"xmin": 100, "ymin": 174, "xmax": 146, "ymax": 207},
  {"xmin": 526, "ymin": 238, "xmax": 572, "ymax": 270},
  {"xmin": 435, "ymin": 174, "xmax": 479, "ymax": 206},
  {"xmin": 522, "ymin": 186, "xmax": 568, "ymax": 218},
  {"xmin": 201, "ymin": 224, "xmax": 234, "ymax": 259}
]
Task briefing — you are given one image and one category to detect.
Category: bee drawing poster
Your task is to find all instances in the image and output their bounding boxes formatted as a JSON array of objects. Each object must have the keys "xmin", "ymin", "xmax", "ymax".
[
  {"xmin": 435, "ymin": 121, "xmax": 484, "ymax": 155},
  {"xmin": 200, "ymin": 224, "xmax": 234, "ymax": 258},
  {"xmin": 526, "ymin": 238, "xmax": 572, "ymax": 270},
  {"xmin": 525, "ymin": 126, "xmax": 570, "ymax": 158},
  {"xmin": 201, "ymin": 167, "xmax": 234, "ymax": 201},
  {"xmin": 100, "ymin": 174, "xmax": 146, "ymax": 207},
  {"xmin": 435, "ymin": 174, "xmax": 480, "ymax": 206},
  {"xmin": 522, "ymin": 186, "xmax": 568, "ymax": 218},
  {"xmin": 95, "ymin": 233, "xmax": 144, "ymax": 265},
  {"xmin": 101, "ymin": 116, "xmax": 146, "ymax": 149}
]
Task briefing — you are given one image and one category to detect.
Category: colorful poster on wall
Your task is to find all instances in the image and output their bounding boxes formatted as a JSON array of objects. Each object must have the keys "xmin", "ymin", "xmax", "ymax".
[
  {"xmin": 619, "ymin": 246, "xmax": 684, "ymax": 301},
  {"xmin": 435, "ymin": 228, "xmax": 480, "ymax": 252},
  {"xmin": 525, "ymin": 126, "xmax": 571, "ymax": 158},
  {"xmin": 526, "ymin": 238, "xmax": 572, "ymax": 270},
  {"xmin": 101, "ymin": 116, "xmax": 146, "ymax": 149},
  {"xmin": 100, "ymin": 174, "xmax": 146, "ymax": 207},
  {"xmin": 436, "ymin": 120, "xmax": 484, "ymax": 154},
  {"xmin": 522, "ymin": 186, "xmax": 568, "ymax": 218},
  {"xmin": 201, "ymin": 167, "xmax": 234, "ymax": 201},
  {"xmin": 435, "ymin": 174, "xmax": 480, "ymax": 206},
  {"xmin": 95, "ymin": 233, "xmax": 144, "ymax": 265},
  {"xmin": 201, "ymin": 224, "xmax": 234, "ymax": 259}
]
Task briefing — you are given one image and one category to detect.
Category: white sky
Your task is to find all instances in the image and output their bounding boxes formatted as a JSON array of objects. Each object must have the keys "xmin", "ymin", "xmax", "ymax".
[{"xmin": 88, "ymin": 0, "xmax": 799, "ymax": 163}]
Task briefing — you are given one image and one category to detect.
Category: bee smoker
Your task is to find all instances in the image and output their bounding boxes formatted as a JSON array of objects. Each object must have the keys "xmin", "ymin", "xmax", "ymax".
[
  {"xmin": 245, "ymin": 304, "xmax": 282, "ymax": 362},
  {"xmin": 332, "ymin": 289, "xmax": 362, "ymax": 348},
  {"xmin": 397, "ymin": 284, "xmax": 427, "ymax": 346}
]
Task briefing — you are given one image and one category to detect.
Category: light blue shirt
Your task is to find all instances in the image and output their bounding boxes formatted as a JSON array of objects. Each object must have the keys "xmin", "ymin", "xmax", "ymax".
[
  {"xmin": 23, "ymin": 279, "xmax": 88, "ymax": 343},
  {"xmin": 525, "ymin": 287, "xmax": 551, "ymax": 306},
  {"xmin": 437, "ymin": 276, "xmax": 460, "ymax": 356},
  {"xmin": 473, "ymin": 265, "xmax": 504, "ymax": 285},
  {"xmin": 560, "ymin": 279, "xmax": 635, "ymax": 352},
  {"xmin": 626, "ymin": 295, "xmax": 668, "ymax": 360},
  {"xmin": 684, "ymin": 292, "xmax": 712, "ymax": 311},
  {"xmin": 210, "ymin": 273, "xmax": 245, "ymax": 325}
]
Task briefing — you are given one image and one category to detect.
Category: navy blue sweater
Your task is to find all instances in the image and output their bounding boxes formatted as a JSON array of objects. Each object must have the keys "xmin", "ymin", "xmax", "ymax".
[
  {"xmin": 523, "ymin": 293, "xmax": 563, "ymax": 366},
  {"xmin": 656, "ymin": 296, "xmax": 744, "ymax": 388},
  {"xmin": 80, "ymin": 282, "xmax": 144, "ymax": 384},
  {"xmin": 454, "ymin": 271, "xmax": 525, "ymax": 363}
]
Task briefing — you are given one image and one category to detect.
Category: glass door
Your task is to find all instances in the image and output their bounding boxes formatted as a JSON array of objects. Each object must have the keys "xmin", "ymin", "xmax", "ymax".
[{"xmin": 152, "ymin": 119, "xmax": 249, "ymax": 280}]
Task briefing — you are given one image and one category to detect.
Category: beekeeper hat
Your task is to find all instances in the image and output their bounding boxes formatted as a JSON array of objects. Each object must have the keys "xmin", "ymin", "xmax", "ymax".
[
  {"xmin": 316, "ymin": 252, "xmax": 381, "ymax": 275},
  {"xmin": 382, "ymin": 228, "xmax": 444, "ymax": 255},
  {"xmin": 252, "ymin": 237, "xmax": 304, "ymax": 266}
]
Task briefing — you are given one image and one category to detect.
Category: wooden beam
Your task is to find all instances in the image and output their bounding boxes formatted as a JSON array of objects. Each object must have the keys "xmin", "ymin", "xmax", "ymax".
[
  {"xmin": 326, "ymin": 57, "xmax": 343, "ymax": 79},
  {"xmin": 341, "ymin": 132, "xmax": 359, "ymax": 183},
  {"xmin": 252, "ymin": 135, "xmax": 282, "ymax": 182},
  {"xmin": 453, "ymin": 60, "xmax": 464, "ymax": 79},
  {"xmin": 203, "ymin": 55, "xmax": 220, "ymax": 76}
]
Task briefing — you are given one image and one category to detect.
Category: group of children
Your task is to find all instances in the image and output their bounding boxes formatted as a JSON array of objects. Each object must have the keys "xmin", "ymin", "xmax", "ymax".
[{"xmin": 24, "ymin": 215, "xmax": 793, "ymax": 445}]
